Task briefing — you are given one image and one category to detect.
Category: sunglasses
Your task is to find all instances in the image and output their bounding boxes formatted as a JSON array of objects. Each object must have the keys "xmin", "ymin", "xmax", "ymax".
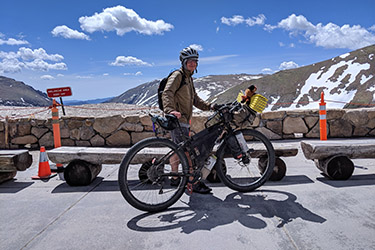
[{"xmin": 187, "ymin": 59, "xmax": 198, "ymax": 63}]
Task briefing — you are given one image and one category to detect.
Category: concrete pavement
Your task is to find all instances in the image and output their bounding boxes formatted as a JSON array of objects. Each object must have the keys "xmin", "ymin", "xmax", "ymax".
[{"xmin": 1, "ymin": 139, "xmax": 374, "ymax": 250}]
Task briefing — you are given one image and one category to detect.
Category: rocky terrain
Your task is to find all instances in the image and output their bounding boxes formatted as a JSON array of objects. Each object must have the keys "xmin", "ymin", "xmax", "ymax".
[
  {"xmin": 1, "ymin": 45, "xmax": 374, "ymax": 112},
  {"xmin": 106, "ymin": 74, "xmax": 263, "ymax": 106},
  {"xmin": 0, "ymin": 103, "xmax": 161, "ymax": 120},
  {"xmin": 214, "ymin": 44, "xmax": 375, "ymax": 111},
  {"xmin": 0, "ymin": 76, "xmax": 51, "ymax": 106}
]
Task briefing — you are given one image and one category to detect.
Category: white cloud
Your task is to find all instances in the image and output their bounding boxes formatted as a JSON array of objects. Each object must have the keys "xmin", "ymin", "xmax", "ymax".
[
  {"xmin": 189, "ymin": 44, "xmax": 203, "ymax": 51},
  {"xmin": 57, "ymin": 74, "xmax": 64, "ymax": 77},
  {"xmin": 6, "ymin": 47, "xmax": 64, "ymax": 61},
  {"xmin": 0, "ymin": 37, "xmax": 29, "ymax": 46},
  {"xmin": 25, "ymin": 59, "xmax": 67, "ymax": 71},
  {"xmin": 221, "ymin": 14, "xmax": 266, "ymax": 27},
  {"xmin": 279, "ymin": 61, "xmax": 299, "ymax": 70},
  {"xmin": 0, "ymin": 58, "xmax": 24, "ymax": 73},
  {"xmin": 123, "ymin": 71, "xmax": 143, "ymax": 76},
  {"xmin": 0, "ymin": 47, "xmax": 67, "ymax": 73},
  {"xmin": 370, "ymin": 25, "xmax": 375, "ymax": 32},
  {"xmin": 221, "ymin": 15, "xmax": 245, "ymax": 26},
  {"xmin": 262, "ymin": 68, "xmax": 273, "ymax": 73},
  {"xmin": 52, "ymin": 25, "xmax": 90, "ymax": 40},
  {"xmin": 199, "ymin": 54, "xmax": 238, "ymax": 63},
  {"xmin": 76, "ymin": 75, "xmax": 93, "ymax": 79},
  {"xmin": 270, "ymin": 14, "xmax": 375, "ymax": 50},
  {"xmin": 110, "ymin": 56, "xmax": 151, "ymax": 66},
  {"xmin": 41, "ymin": 75, "xmax": 55, "ymax": 80},
  {"xmin": 79, "ymin": 5, "xmax": 174, "ymax": 36},
  {"xmin": 103, "ymin": 73, "xmax": 109, "ymax": 76}
]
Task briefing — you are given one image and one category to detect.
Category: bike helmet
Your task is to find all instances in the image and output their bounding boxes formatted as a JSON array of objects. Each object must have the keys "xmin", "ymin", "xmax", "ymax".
[{"xmin": 179, "ymin": 47, "xmax": 199, "ymax": 62}]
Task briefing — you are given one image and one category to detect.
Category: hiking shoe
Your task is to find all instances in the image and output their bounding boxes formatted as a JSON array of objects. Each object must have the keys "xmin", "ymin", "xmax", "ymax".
[
  {"xmin": 192, "ymin": 181, "xmax": 212, "ymax": 194},
  {"xmin": 170, "ymin": 177, "xmax": 181, "ymax": 187}
]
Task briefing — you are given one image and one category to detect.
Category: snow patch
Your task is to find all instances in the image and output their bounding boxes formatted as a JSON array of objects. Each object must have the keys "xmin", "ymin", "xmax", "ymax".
[
  {"xmin": 265, "ymin": 96, "xmax": 280, "ymax": 111},
  {"xmin": 291, "ymin": 59, "xmax": 371, "ymax": 109},
  {"xmin": 136, "ymin": 90, "xmax": 149, "ymax": 105},
  {"xmin": 369, "ymin": 54, "xmax": 374, "ymax": 60},
  {"xmin": 238, "ymin": 75, "xmax": 263, "ymax": 81},
  {"xmin": 368, "ymin": 86, "xmax": 375, "ymax": 101},
  {"xmin": 21, "ymin": 98, "xmax": 25, "ymax": 102},
  {"xmin": 197, "ymin": 89, "xmax": 211, "ymax": 101},
  {"xmin": 339, "ymin": 53, "xmax": 350, "ymax": 59},
  {"xmin": 138, "ymin": 93, "xmax": 157, "ymax": 106},
  {"xmin": 360, "ymin": 75, "xmax": 373, "ymax": 85}
]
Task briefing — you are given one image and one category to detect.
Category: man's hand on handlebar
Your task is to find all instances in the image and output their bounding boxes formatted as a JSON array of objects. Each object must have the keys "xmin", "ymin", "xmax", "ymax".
[
  {"xmin": 211, "ymin": 103, "xmax": 224, "ymax": 111},
  {"xmin": 170, "ymin": 111, "xmax": 181, "ymax": 119}
]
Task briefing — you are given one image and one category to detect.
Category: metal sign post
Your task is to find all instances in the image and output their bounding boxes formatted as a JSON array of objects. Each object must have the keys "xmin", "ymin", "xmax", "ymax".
[
  {"xmin": 47, "ymin": 87, "xmax": 72, "ymax": 116},
  {"xmin": 46, "ymin": 86, "xmax": 73, "ymax": 179}
]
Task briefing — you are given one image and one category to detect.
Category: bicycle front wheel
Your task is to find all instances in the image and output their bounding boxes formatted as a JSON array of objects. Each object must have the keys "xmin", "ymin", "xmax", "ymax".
[
  {"xmin": 118, "ymin": 137, "xmax": 189, "ymax": 212},
  {"xmin": 216, "ymin": 129, "xmax": 275, "ymax": 192}
]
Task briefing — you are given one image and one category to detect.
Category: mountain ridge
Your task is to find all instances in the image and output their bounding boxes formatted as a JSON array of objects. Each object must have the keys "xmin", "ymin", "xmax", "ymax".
[
  {"xmin": 212, "ymin": 44, "xmax": 375, "ymax": 111},
  {"xmin": 106, "ymin": 73, "xmax": 264, "ymax": 106},
  {"xmin": 1, "ymin": 44, "xmax": 374, "ymax": 109},
  {"xmin": 0, "ymin": 76, "xmax": 51, "ymax": 107}
]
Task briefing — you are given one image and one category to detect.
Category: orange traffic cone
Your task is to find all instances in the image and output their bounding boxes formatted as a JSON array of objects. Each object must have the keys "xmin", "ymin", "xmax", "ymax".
[{"xmin": 32, "ymin": 146, "xmax": 57, "ymax": 179}]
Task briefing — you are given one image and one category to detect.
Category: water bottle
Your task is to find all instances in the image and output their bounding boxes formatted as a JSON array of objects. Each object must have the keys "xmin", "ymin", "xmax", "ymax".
[
  {"xmin": 201, "ymin": 155, "xmax": 217, "ymax": 179},
  {"xmin": 235, "ymin": 132, "xmax": 249, "ymax": 153},
  {"xmin": 235, "ymin": 132, "xmax": 250, "ymax": 164}
]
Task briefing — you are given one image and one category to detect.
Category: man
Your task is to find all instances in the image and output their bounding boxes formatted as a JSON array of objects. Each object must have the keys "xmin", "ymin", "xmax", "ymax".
[{"xmin": 162, "ymin": 46, "xmax": 214, "ymax": 194}]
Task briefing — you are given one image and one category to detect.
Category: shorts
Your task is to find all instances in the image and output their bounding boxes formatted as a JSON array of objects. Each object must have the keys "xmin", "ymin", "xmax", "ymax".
[{"xmin": 170, "ymin": 123, "xmax": 190, "ymax": 144}]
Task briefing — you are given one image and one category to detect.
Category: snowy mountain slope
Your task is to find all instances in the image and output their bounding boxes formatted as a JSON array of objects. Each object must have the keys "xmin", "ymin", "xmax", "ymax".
[
  {"xmin": 0, "ymin": 76, "xmax": 51, "ymax": 106},
  {"xmin": 106, "ymin": 74, "xmax": 264, "ymax": 105},
  {"xmin": 213, "ymin": 44, "xmax": 375, "ymax": 111}
]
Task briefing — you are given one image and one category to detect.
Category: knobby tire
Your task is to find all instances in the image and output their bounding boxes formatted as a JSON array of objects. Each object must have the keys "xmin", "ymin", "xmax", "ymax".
[
  {"xmin": 118, "ymin": 137, "xmax": 189, "ymax": 212},
  {"xmin": 215, "ymin": 129, "xmax": 275, "ymax": 192}
]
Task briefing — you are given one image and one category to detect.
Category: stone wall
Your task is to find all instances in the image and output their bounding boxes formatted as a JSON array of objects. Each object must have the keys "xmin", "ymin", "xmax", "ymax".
[{"xmin": 0, "ymin": 108, "xmax": 374, "ymax": 149}]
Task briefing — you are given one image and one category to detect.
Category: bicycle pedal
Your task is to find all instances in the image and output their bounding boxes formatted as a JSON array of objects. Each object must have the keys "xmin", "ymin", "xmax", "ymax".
[{"xmin": 186, "ymin": 183, "xmax": 193, "ymax": 194}]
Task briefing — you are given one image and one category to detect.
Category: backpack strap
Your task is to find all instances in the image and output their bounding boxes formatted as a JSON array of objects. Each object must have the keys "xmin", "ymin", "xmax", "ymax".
[{"xmin": 174, "ymin": 69, "xmax": 186, "ymax": 92}]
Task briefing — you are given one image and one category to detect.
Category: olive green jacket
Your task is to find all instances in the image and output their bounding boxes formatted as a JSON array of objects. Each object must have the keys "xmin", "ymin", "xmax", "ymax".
[{"xmin": 162, "ymin": 67, "xmax": 211, "ymax": 124}]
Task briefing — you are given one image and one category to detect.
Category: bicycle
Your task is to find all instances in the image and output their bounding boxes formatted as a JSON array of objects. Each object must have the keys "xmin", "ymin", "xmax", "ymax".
[{"xmin": 118, "ymin": 100, "xmax": 275, "ymax": 212}]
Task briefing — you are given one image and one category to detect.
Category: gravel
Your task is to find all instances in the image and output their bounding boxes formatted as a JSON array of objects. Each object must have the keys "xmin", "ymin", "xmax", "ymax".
[{"xmin": 0, "ymin": 104, "xmax": 161, "ymax": 120}]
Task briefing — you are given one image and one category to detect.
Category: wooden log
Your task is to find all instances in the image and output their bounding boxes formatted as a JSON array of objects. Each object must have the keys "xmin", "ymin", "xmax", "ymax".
[
  {"xmin": 47, "ymin": 147, "xmax": 128, "ymax": 165},
  {"xmin": 0, "ymin": 150, "xmax": 33, "ymax": 171},
  {"xmin": 64, "ymin": 159, "xmax": 102, "ymax": 186},
  {"xmin": 0, "ymin": 171, "xmax": 17, "ymax": 184},
  {"xmin": 258, "ymin": 156, "xmax": 287, "ymax": 181},
  {"xmin": 0, "ymin": 157, "xmax": 17, "ymax": 172},
  {"xmin": 301, "ymin": 139, "xmax": 375, "ymax": 160},
  {"xmin": 315, "ymin": 155, "xmax": 354, "ymax": 180},
  {"xmin": 47, "ymin": 145, "xmax": 298, "ymax": 166}
]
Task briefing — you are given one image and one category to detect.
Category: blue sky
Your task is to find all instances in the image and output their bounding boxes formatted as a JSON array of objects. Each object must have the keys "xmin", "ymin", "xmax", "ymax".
[{"xmin": 1, "ymin": 0, "xmax": 375, "ymax": 100}]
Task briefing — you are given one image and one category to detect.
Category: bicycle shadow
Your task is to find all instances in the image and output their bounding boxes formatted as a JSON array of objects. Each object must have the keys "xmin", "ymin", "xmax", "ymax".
[{"xmin": 127, "ymin": 190, "xmax": 326, "ymax": 234}]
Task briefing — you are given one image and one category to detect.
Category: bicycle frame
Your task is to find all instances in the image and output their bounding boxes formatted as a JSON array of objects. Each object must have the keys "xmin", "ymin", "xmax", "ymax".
[
  {"xmin": 150, "ymin": 102, "xmax": 246, "ymax": 182},
  {"xmin": 119, "ymin": 102, "xmax": 275, "ymax": 212}
]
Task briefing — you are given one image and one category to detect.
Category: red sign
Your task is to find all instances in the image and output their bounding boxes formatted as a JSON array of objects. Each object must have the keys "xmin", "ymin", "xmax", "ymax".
[{"xmin": 47, "ymin": 87, "xmax": 72, "ymax": 98}]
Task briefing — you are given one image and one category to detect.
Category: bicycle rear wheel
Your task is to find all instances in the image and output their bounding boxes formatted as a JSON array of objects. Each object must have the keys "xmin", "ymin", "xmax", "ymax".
[
  {"xmin": 118, "ymin": 137, "xmax": 189, "ymax": 212},
  {"xmin": 216, "ymin": 129, "xmax": 275, "ymax": 192}
]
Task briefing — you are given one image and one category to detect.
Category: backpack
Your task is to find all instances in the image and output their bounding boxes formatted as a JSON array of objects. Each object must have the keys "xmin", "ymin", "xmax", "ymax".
[{"xmin": 157, "ymin": 69, "xmax": 186, "ymax": 111}]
